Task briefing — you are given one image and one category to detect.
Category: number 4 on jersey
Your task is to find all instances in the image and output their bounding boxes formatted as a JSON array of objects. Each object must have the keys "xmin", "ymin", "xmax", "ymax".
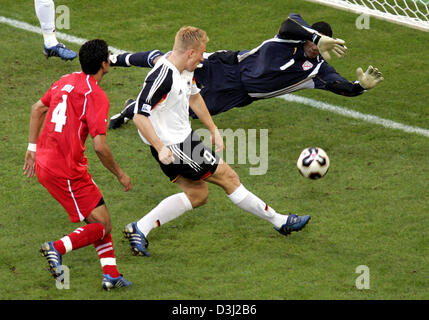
[{"xmin": 51, "ymin": 94, "xmax": 68, "ymax": 132}]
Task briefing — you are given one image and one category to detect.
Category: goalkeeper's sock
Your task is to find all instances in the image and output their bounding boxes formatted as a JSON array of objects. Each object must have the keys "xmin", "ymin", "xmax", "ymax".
[
  {"xmin": 227, "ymin": 184, "xmax": 287, "ymax": 229},
  {"xmin": 137, "ymin": 193, "xmax": 193, "ymax": 237},
  {"xmin": 111, "ymin": 50, "xmax": 164, "ymax": 68},
  {"xmin": 130, "ymin": 50, "xmax": 164, "ymax": 67}
]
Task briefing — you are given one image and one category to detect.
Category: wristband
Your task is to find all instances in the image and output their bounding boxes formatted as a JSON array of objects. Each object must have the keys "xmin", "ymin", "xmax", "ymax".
[
  {"xmin": 28, "ymin": 143, "xmax": 37, "ymax": 152},
  {"xmin": 312, "ymin": 33, "xmax": 321, "ymax": 45}
]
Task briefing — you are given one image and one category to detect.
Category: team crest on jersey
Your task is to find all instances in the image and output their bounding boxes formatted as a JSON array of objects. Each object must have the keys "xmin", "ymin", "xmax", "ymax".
[{"xmin": 302, "ymin": 61, "xmax": 313, "ymax": 71}]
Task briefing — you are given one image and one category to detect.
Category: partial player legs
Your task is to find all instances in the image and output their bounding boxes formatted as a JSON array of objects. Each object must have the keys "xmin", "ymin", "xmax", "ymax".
[
  {"xmin": 124, "ymin": 182, "xmax": 197, "ymax": 257},
  {"xmin": 34, "ymin": 0, "xmax": 56, "ymax": 46},
  {"xmin": 108, "ymin": 98, "xmax": 135, "ymax": 129},
  {"xmin": 40, "ymin": 222, "xmax": 105, "ymax": 280},
  {"xmin": 123, "ymin": 160, "xmax": 311, "ymax": 258},
  {"xmin": 40, "ymin": 204, "xmax": 132, "ymax": 290},
  {"xmin": 35, "ymin": 0, "xmax": 77, "ymax": 60},
  {"xmin": 206, "ymin": 160, "xmax": 311, "ymax": 233}
]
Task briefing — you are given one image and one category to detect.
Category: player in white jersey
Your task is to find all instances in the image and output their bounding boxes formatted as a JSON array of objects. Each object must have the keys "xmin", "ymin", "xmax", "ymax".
[
  {"xmin": 123, "ymin": 26, "xmax": 312, "ymax": 257},
  {"xmin": 135, "ymin": 53, "xmax": 198, "ymax": 146}
]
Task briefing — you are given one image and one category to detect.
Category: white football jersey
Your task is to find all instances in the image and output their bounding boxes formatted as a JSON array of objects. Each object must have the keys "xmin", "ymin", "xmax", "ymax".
[{"xmin": 135, "ymin": 53, "xmax": 200, "ymax": 146}]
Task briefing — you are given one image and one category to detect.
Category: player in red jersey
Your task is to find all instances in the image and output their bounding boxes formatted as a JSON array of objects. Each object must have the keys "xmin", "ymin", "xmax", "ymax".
[{"xmin": 23, "ymin": 39, "xmax": 133, "ymax": 290}]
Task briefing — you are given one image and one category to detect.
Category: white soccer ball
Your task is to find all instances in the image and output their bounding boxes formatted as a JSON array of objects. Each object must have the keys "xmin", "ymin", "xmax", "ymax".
[{"xmin": 297, "ymin": 147, "xmax": 330, "ymax": 179}]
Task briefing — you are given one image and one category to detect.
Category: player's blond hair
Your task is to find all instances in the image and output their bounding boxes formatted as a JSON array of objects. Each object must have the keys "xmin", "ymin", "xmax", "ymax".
[{"xmin": 173, "ymin": 26, "xmax": 209, "ymax": 52}]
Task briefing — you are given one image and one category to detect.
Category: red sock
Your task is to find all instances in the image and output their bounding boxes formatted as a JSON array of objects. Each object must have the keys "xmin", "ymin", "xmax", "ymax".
[
  {"xmin": 53, "ymin": 223, "xmax": 105, "ymax": 255},
  {"xmin": 94, "ymin": 233, "xmax": 120, "ymax": 278}
]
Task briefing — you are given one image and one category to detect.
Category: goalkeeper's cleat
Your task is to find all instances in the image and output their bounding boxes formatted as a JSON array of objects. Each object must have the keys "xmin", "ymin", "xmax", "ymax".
[
  {"xmin": 102, "ymin": 274, "xmax": 133, "ymax": 291},
  {"xmin": 123, "ymin": 222, "xmax": 151, "ymax": 257},
  {"xmin": 274, "ymin": 214, "xmax": 311, "ymax": 236},
  {"xmin": 43, "ymin": 43, "xmax": 77, "ymax": 61},
  {"xmin": 108, "ymin": 98, "xmax": 135, "ymax": 129},
  {"xmin": 109, "ymin": 53, "xmax": 119, "ymax": 66},
  {"xmin": 40, "ymin": 241, "xmax": 63, "ymax": 279}
]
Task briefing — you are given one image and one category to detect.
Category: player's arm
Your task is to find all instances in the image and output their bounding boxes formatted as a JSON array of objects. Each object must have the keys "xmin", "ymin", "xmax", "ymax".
[
  {"xmin": 315, "ymin": 70, "xmax": 364, "ymax": 97},
  {"xmin": 92, "ymin": 134, "xmax": 132, "ymax": 192},
  {"xmin": 23, "ymin": 99, "xmax": 48, "ymax": 178},
  {"xmin": 277, "ymin": 13, "xmax": 321, "ymax": 42},
  {"xmin": 322, "ymin": 79, "xmax": 366, "ymax": 97},
  {"xmin": 110, "ymin": 50, "xmax": 164, "ymax": 68},
  {"xmin": 277, "ymin": 13, "xmax": 346, "ymax": 60},
  {"xmin": 189, "ymin": 93, "xmax": 224, "ymax": 153},
  {"xmin": 133, "ymin": 114, "xmax": 173, "ymax": 165},
  {"xmin": 133, "ymin": 66, "xmax": 175, "ymax": 164},
  {"xmin": 315, "ymin": 64, "xmax": 383, "ymax": 96},
  {"xmin": 85, "ymin": 90, "xmax": 132, "ymax": 191}
]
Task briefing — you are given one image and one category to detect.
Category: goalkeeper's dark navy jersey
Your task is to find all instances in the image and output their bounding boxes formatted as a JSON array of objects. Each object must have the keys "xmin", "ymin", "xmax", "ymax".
[
  {"xmin": 237, "ymin": 37, "xmax": 325, "ymax": 98},
  {"xmin": 236, "ymin": 12, "xmax": 351, "ymax": 98}
]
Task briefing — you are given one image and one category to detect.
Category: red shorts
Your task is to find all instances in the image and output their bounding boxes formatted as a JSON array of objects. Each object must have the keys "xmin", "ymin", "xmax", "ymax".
[{"xmin": 36, "ymin": 164, "xmax": 103, "ymax": 223}]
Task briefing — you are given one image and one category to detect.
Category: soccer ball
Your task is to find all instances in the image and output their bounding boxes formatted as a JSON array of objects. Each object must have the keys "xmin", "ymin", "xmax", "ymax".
[{"xmin": 297, "ymin": 147, "xmax": 330, "ymax": 179}]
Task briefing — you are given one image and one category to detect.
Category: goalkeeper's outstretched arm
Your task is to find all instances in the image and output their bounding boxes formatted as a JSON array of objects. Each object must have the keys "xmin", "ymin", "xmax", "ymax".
[
  {"xmin": 316, "ymin": 64, "xmax": 384, "ymax": 97},
  {"xmin": 277, "ymin": 13, "xmax": 347, "ymax": 60},
  {"xmin": 277, "ymin": 13, "xmax": 321, "ymax": 42}
]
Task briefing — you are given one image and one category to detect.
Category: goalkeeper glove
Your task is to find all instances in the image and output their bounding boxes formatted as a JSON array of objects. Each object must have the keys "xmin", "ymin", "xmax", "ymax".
[
  {"xmin": 356, "ymin": 65, "xmax": 384, "ymax": 89},
  {"xmin": 317, "ymin": 35, "xmax": 347, "ymax": 61}
]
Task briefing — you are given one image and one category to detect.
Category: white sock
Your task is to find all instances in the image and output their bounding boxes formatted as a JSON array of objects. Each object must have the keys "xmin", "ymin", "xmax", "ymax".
[
  {"xmin": 35, "ymin": 0, "xmax": 59, "ymax": 47},
  {"xmin": 228, "ymin": 184, "xmax": 287, "ymax": 229},
  {"xmin": 137, "ymin": 193, "xmax": 193, "ymax": 237}
]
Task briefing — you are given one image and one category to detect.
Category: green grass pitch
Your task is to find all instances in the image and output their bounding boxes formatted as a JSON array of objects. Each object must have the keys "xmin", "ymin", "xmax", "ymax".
[{"xmin": 0, "ymin": 0, "xmax": 428, "ymax": 301}]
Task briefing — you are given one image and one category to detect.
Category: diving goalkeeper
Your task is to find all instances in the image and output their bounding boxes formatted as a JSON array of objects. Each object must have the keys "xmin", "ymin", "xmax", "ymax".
[{"xmin": 108, "ymin": 13, "xmax": 383, "ymax": 128}]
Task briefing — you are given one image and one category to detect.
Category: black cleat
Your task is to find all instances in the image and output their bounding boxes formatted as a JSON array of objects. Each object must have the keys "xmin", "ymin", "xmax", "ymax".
[{"xmin": 108, "ymin": 98, "xmax": 135, "ymax": 129}]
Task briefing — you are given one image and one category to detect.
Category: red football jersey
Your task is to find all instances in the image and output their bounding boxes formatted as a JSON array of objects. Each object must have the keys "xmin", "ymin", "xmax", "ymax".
[{"xmin": 37, "ymin": 72, "xmax": 109, "ymax": 179}]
